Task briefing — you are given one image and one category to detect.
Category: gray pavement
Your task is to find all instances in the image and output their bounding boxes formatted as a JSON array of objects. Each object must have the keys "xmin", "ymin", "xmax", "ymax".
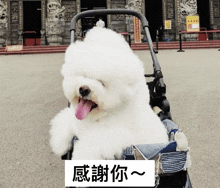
[{"xmin": 1, "ymin": 49, "xmax": 220, "ymax": 188}]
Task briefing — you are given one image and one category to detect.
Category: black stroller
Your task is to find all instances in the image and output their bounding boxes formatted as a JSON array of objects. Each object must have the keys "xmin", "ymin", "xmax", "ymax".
[{"xmin": 63, "ymin": 9, "xmax": 192, "ymax": 188}]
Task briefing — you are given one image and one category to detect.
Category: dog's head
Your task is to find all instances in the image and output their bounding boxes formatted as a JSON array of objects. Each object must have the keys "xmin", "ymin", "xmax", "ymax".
[{"xmin": 62, "ymin": 27, "xmax": 145, "ymax": 121}]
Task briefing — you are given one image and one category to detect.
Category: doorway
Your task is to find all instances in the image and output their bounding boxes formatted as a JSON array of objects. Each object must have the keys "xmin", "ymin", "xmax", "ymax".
[
  {"xmin": 81, "ymin": 0, "xmax": 107, "ymax": 35},
  {"xmin": 197, "ymin": 0, "xmax": 210, "ymax": 30},
  {"xmin": 23, "ymin": 1, "xmax": 41, "ymax": 45},
  {"xmin": 145, "ymin": 0, "xmax": 163, "ymax": 41}
]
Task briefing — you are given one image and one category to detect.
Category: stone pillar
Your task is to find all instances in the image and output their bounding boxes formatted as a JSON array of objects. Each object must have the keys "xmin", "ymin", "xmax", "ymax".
[
  {"xmin": 46, "ymin": 18, "xmax": 65, "ymax": 45},
  {"xmin": 46, "ymin": 0, "xmax": 65, "ymax": 45},
  {"xmin": 210, "ymin": 0, "xmax": 214, "ymax": 28},
  {"xmin": 0, "ymin": 0, "xmax": 7, "ymax": 47},
  {"xmin": 110, "ymin": 0, "xmax": 126, "ymax": 33},
  {"xmin": 179, "ymin": 0, "xmax": 198, "ymax": 41},
  {"xmin": 175, "ymin": 0, "xmax": 181, "ymax": 40},
  {"xmin": 61, "ymin": 0, "xmax": 77, "ymax": 44},
  {"xmin": 162, "ymin": 0, "xmax": 168, "ymax": 40},
  {"xmin": 107, "ymin": 0, "xmax": 112, "ymax": 28},
  {"xmin": 18, "ymin": 1, "xmax": 23, "ymax": 45},
  {"xmin": 75, "ymin": 0, "xmax": 81, "ymax": 40},
  {"xmin": 141, "ymin": 0, "xmax": 145, "ymax": 16},
  {"xmin": 162, "ymin": 0, "xmax": 176, "ymax": 41},
  {"xmin": 210, "ymin": 0, "xmax": 220, "ymax": 40},
  {"xmin": 125, "ymin": 0, "xmax": 143, "ymax": 42},
  {"xmin": 40, "ymin": 30, "xmax": 46, "ymax": 45},
  {"xmin": 0, "ymin": 21, "xmax": 7, "ymax": 47},
  {"xmin": 41, "ymin": 0, "xmax": 46, "ymax": 45},
  {"xmin": 6, "ymin": 0, "xmax": 11, "ymax": 45},
  {"xmin": 10, "ymin": 1, "xmax": 20, "ymax": 45}
]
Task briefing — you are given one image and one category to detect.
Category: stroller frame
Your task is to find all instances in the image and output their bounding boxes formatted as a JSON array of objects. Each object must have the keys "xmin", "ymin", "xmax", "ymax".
[{"xmin": 64, "ymin": 9, "xmax": 192, "ymax": 188}]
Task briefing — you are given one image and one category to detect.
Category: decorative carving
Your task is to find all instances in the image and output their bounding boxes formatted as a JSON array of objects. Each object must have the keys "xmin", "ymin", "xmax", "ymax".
[
  {"xmin": 46, "ymin": 19, "xmax": 65, "ymax": 35},
  {"xmin": 10, "ymin": 1, "xmax": 19, "ymax": 44},
  {"xmin": 125, "ymin": 7, "xmax": 134, "ymax": 33},
  {"xmin": 0, "ymin": 22, "xmax": 7, "ymax": 46},
  {"xmin": 176, "ymin": 0, "xmax": 181, "ymax": 30},
  {"xmin": 17, "ymin": 1, "xmax": 22, "ymax": 45},
  {"xmin": 110, "ymin": 0, "xmax": 126, "ymax": 33},
  {"xmin": 62, "ymin": 0, "xmax": 76, "ymax": 21},
  {"xmin": 40, "ymin": 29, "xmax": 46, "ymax": 45},
  {"xmin": 111, "ymin": 4, "xmax": 125, "ymax": 21},
  {"xmin": 107, "ymin": 0, "xmax": 111, "ymax": 28},
  {"xmin": 213, "ymin": 0, "xmax": 219, "ymax": 18},
  {"xmin": 47, "ymin": 0, "xmax": 65, "ymax": 19},
  {"xmin": 11, "ymin": 2, "xmax": 19, "ymax": 24},
  {"xmin": 167, "ymin": 1, "xmax": 174, "ymax": 19},
  {"xmin": 47, "ymin": 35, "xmax": 62, "ymax": 44},
  {"xmin": 0, "ymin": 0, "xmax": 7, "ymax": 46},
  {"xmin": 112, "ymin": 14, "xmax": 125, "ymax": 21},
  {"xmin": 179, "ymin": 0, "xmax": 197, "ymax": 17},
  {"xmin": 41, "ymin": 1, "xmax": 46, "ymax": 29},
  {"xmin": 40, "ymin": 29, "xmax": 45, "ymax": 36},
  {"xmin": 18, "ymin": 30, "xmax": 23, "ymax": 41},
  {"xmin": 0, "ymin": 0, "xmax": 7, "ymax": 22},
  {"xmin": 125, "ymin": 0, "xmax": 142, "ymax": 13},
  {"xmin": 75, "ymin": 21, "xmax": 81, "ymax": 38},
  {"xmin": 46, "ymin": 0, "xmax": 65, "ymax": 45},
  {"xmin": 210, "ymin": 0, "xmax": 214, "ymax": 26},
  {"xmin": 75, "ymin": 0, "xmax": 81, "ymax": 40}
]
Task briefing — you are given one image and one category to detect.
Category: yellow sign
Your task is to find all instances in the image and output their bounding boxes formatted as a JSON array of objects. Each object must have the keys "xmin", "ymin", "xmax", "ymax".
[
  {"xmin": 186, "ymin": 16, "xmax": 200, "ymax": 32},
  {"xmin": 165, "ymin": 20, "xmax": 172, "ymax": 29},
  {"xmin": 133, "ymin": 17, "xmax": 141, "ymax": 43},
  {"xmin": 6, "ymin": 45, "xmax": 23, "ymax": 51}
]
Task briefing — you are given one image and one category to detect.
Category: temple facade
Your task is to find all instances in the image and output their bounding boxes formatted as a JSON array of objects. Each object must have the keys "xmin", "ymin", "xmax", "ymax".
[{"xmin": 0, "ymin": 0, "xmax": 220, "ymax": 47}]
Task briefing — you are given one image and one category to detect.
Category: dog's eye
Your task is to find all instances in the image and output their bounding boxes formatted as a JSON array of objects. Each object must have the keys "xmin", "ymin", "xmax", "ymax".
[{"xmin": 99, "ymin": 80, "xmax": 105, "ymax": 87}]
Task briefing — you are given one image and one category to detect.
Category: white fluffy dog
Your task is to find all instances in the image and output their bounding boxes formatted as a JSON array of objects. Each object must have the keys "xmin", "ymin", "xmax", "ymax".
[{"xmin": 50, "ymin": 27, "xmax": 168, "ymax": 160}]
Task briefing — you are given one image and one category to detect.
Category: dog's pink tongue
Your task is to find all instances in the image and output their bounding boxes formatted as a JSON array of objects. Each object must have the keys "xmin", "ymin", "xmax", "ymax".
[{"xmin": 75, "ymin": 98, "xmax": 93, "ymax": 120}]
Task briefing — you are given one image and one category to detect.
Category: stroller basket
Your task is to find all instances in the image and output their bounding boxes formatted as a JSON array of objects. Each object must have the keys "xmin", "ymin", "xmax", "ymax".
[{"xmin": 66, "ymin": 9, "xmax": 192, "ymax": 188}]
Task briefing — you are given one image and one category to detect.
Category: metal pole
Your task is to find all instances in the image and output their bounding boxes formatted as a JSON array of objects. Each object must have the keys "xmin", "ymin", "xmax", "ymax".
[
  {"xmin": 70, "ymin": 30, "xmax": 75, "ymax": 44},
  {"xmin": 155, "ymin": 30, "xmax": 159, "ymax": 53},
  {"xmin": 128, "ymin": 34, "xmax": 131, "ymax": 47},
  {"xmin": 144, "ymin": 26, "xmax": 165, "ymax": 89},
  {"xmin": 177, "ymin": 32, "xmax": 185, "ymax": 52}
]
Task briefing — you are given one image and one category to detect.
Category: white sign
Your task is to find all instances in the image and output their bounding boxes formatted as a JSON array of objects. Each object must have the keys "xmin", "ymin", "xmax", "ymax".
[
  {"xmin": 65, "ymin": 160, "xmax": 155, "ymax": 187},
  {"xmin": 192, "ymin": 24, "xmax": 199, "ymax": 29},
  {"xmin": 6, "ymin": 45, "xmax": 23, "ymax": 51}
]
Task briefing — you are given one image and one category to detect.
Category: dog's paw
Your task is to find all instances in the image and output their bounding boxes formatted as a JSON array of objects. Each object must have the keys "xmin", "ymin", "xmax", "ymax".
[
  {"xmin": 49, "ymin": 108, "xmax": 75, "ymax": 156},
  {"xmin": 175, "ymin": 131, "xmax": 190, "ymax": 151}
]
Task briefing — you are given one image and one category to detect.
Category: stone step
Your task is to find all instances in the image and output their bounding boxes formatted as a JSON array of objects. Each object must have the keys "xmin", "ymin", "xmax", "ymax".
[
  {"xmin": 0, "ymin": 41, "xmax": 220, "ymax": 55},
  {"xmin": 132, "ymin": 45, "xmax": 220, "ymax": 50}
]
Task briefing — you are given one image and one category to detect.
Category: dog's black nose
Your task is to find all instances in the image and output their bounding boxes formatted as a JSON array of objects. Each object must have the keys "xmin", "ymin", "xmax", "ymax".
[{"xmin": 79, "ymin": 86, "xmax": 91, "ymax": 97}]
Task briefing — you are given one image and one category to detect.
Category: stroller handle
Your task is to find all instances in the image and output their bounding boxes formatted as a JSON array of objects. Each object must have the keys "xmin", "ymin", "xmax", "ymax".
[
  {"xmin": 69, "ymin": 9, "xmax": 170, "ymax": 115},
  {"xmin": 69, "ymin": 9, "xmax": 161, "ymax": 75},
  {"xmin": 70, "ymin": 9, "xmax": 148, "ymax": 32}
]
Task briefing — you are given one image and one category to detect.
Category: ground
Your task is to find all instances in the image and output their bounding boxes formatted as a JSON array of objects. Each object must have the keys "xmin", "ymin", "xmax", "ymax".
[{"xmin": 1, "ymin": 49, "xmax": 219, "ymax": 188}]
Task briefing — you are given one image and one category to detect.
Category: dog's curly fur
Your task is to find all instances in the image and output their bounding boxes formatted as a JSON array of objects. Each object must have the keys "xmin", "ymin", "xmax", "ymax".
[{"xmin": 49, "ymin": 27, "xmax": 168, "ymax": 160}]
